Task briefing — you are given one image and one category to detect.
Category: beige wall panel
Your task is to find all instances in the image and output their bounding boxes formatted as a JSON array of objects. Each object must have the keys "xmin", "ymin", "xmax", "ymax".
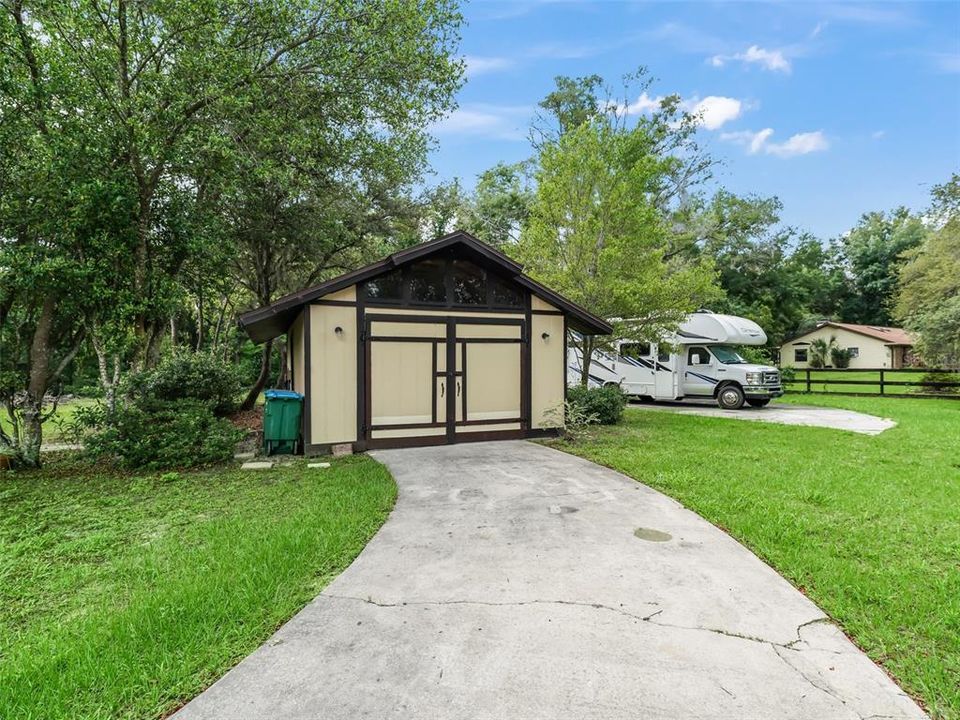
[
  {"xmin": 370, "ymin": 342, "xmax": 434, "ymax": 425},
  {"xmin": 780, "ymin": 326, "xmax": 893, "ymax": 369},
  {"xmin": 531, "ymin": 313, "xmax": 565, "ymax": 429},
  {"xmin": 464, "ymin": 344, "xmax": 521, "ymax": 421},
  {"xmin": 322, "ymin": 286, "xmax": 356, "ymax": 302},
  {"xmin": 290, "ymin": 312, "xmax": 305, "ymax": 396},
  {"xmin": 371, "ymin": 427, "xmax": 445, "ymax": 439},
  {"xmin": 531, "ymin": 296, "xmax": 559, "ymax": 312},
  {"xmin": 457, "ymin": 422, "xmax": 522, "ymax": 434},
  {"xmin": 366, "ymin": 308, "xmax": 522, "ymax": 320},
  {"xmin": 457, "ymin": 324, "xmax": 522, "ymax": 340},
  {"xmin": 370, "ymin": 321, "xmax": 445, "ymax": 339},
  {"xmin": 309, "ymin": 304, "xmax": 357, "ymax": 445}
]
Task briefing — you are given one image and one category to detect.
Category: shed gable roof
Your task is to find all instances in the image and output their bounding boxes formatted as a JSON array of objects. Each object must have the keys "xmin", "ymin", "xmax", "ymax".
[{"xmin": 239, "ymin": 231, "xmax": 612, "ymax": 342}]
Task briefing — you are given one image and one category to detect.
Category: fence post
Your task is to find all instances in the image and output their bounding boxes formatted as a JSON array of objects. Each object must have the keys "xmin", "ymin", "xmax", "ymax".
[
  {"xmin": 805, "ymin": 368, "xmax": 811, "ymax": 393},
  {"xmin": 880, "ymin": 370, "xmax": 885, "ymax": 396}
]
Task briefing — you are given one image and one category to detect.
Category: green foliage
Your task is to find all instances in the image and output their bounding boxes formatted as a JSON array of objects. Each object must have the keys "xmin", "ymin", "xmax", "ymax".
[
  {"xmin": 81, "ymin": 400, "xmax": 242, "ymax": 470},
  {"xmin": 808, "ymin": 336, "xmax": 837, "ymax": 368},
  {"xmin": 124, "ymin": 352, "xmax": 244, "ymax": 416},
  {"xmin": 841, "ymin": 208, "xmax": 927, "ymax": 325},
  {"xmin": 0, "ymin": 455, "xmax": 395, "ymax": 719},
  {"xmin": 830, "ymin": 346, "xmax": 852, "ymax": 369},
  {"xmin": 894, "ymin": 187, "xmax": 960, "ymax": 367},
  {"xmin": 918, "ymin": 371, "xmax": 960, "ymax": 395},
  {"xmin": 567, "ymin": 385, "xmax": 627, "ymax": 425}
]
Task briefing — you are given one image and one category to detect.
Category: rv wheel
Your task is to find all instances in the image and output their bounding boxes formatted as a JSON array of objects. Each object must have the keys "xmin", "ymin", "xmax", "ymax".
[{"xmin": 717, "ymin": 384, "xmax": 745, "ymax": 410}]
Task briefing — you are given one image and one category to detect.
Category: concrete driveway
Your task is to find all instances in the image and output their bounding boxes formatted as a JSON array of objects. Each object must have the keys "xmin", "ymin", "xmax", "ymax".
[
  {"xmin": 630, "ymin": 399, "xmax": 896, "ymax": 435},
  {"xmin": 175, "ymin": 441, "xmax": 924, "ymax": 720}
]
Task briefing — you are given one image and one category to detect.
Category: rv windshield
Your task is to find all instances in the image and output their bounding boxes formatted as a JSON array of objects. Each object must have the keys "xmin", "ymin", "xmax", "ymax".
[{"xmin": 711, "ymin": 345, "xmax": 748, "ymax": 365}]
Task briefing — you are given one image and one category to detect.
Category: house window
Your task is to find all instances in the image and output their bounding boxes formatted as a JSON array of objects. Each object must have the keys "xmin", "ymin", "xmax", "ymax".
[
  {"xmin": 489, "ymin": 275, "xmax": 524, "ymax": 307},
  {"xmin": 847, "ymin": 347, "xmax": 859, "ymax": 358},
  {"xmin": 794, "ymin": 349, "xmax": 808, "ymax": 362}
]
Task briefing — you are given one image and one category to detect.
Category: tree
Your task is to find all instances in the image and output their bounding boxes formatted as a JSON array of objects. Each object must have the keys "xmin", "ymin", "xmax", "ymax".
[
  {"xmin": 516, "ymin": 117, "xmax": 720, "ymax": 385},
  {"xmin": 0, "ymin": 0, "xmax": 463, "ymax": 465},
  {"xmin": 808, "ymin": 336, "xmax": 837, "ymax": 369},
  {"xmin": 841, "ymin": 208, "xmax": 926, "ymax": 325},
  {"xmin": 894, "ymin": 175, "xmax": 960, "ymax": 367}
]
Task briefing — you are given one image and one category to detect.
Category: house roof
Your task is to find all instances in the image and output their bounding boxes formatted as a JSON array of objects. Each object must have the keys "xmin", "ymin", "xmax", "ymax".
[
  {"xmin": 784, "ymin": 321, "xmax": 915, "ymax": 346},
  {"xmin": 238, "ymin": 230, "xmax": 613, "ymax": 342}
]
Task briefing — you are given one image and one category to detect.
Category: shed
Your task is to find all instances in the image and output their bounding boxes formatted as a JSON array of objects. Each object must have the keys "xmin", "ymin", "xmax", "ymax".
[{"xmin": 239, "ymin": 231, "xmax": 612, "ymax": 452}]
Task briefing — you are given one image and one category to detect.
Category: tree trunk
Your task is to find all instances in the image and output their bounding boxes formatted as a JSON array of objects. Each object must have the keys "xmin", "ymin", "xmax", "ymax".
[
  {"xmin": 240, "ymin": 338, "xmax": 274, "ymax": 411},
  {"xmin": 579, "ymin": 336, "xmax": 595, "ymax": 387},
  {"xmin": 18, "ymin": 296, "xmax": 57, "ymax": 466}
]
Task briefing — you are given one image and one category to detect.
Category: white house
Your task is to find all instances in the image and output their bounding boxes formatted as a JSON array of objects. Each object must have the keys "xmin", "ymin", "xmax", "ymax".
[{"xmin": 780, "ymin": 322, "xmax": 916, "ymax": 369}]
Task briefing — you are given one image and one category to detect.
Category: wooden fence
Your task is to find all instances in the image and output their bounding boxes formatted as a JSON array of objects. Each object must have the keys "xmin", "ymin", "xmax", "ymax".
[{"xmin": 784, "ymin": 367, "xmax": 960, "ymax": 399}]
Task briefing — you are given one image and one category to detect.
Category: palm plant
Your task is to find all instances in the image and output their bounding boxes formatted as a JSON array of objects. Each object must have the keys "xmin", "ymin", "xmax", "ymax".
[{"xmin": 808, "ymin": 335, "xmax": 838, "ymax": 368}]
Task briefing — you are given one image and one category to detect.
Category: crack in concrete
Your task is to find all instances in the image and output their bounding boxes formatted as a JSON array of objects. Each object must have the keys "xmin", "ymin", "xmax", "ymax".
[{"xmin": 324, "ymin": 593, "xmax": 832, "ymax": 653}]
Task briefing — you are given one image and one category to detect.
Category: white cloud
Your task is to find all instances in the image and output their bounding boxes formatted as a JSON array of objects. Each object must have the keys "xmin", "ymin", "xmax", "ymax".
[
  {"xmin": 721, "ymin": 128, "xmax": 829, "ymax": 157},
  {"xmin": 871, "ymin": 130, "xmax": 886, "ymax": 140},
  {"xmin": 464, "ymin": 55, "xmax": 514, "ymax": 77},
  {"xmin": 686, "ymin": 96, "xmax": 743, "ymax": 130},
  {"xmin": 935, "ymin": 53, "xmax": 960, "ymax": 74},
  {"xmin": 710, "ymin": 45, "xmax": 792, "ymax": 73},
  {"xmin": 430, "ymin": 104, "xmax": 532, "ymax": 141},
  {"xmin": 611, "ymin": 93, "xmax": 744, "ymax": 131}
]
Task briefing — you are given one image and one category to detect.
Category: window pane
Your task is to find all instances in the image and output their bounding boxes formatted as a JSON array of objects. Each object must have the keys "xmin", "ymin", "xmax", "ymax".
[
  {"xmin": 409, "ymin": 259, "xmax": 447, "ymax": 303},
  {"xmin": 452, "ymin": 260, "xmax": 485, "ymax": 304},
  {"xmin": 490, "ymin": 276, "xmax": 523, "ymax": 307},
  {"xmin": 364, "ymin": 269, "xmax": 403, "ymax": 300},
  {"xmin": 621, "ymin": 342, "xmax": 651, "ymax": 360},
  {"xmin": 794, "ymin": 349, "xmax": 807, "ymax": 362},
  {"xmin": 688, "ymin": 347, "xmax": 710, "ymax": 365}
]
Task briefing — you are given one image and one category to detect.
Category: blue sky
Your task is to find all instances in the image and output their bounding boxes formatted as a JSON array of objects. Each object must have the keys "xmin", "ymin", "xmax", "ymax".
[{"xmin": 427, "ymin": 1, "xmax": 960, "ymax": 238}]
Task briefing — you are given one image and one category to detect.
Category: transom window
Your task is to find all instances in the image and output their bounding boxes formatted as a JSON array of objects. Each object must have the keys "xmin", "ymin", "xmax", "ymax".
[{"xmin": 361, "ymin": 257, "xmax": 525, "ymax": 309}]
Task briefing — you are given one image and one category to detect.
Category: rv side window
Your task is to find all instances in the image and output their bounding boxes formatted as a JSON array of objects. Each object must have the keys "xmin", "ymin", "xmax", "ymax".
[
  {"xmin": 657, "ymin": 348, "xmax": 670, "ymax": 362},
  {"xmin": 621, "ymin": 342, "xmax": 651, "ymax": 360},
  {"xmin": 688, "ymin": 347, "xmax": 711, "ymax": 365}
]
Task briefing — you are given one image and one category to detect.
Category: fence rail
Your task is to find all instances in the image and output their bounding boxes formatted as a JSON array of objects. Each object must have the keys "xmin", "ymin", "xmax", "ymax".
[{"xmin": 783, "ymin": 367, "xmax": 960, "ymax": 400}]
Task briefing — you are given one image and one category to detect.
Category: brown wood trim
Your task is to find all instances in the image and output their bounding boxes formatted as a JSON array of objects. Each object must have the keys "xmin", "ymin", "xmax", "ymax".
[
  {"xmin": 371, "ymin": 421, "xmax": 445, "ymax": 431},
  {"xmin": 364, "ymin": 300, "xmax": 526, "ymax": 315},
  {"xmin": 445, "ymin": 319, "xmax": 456, "ymax": 443},
  {"xmin": 357, "ymin": 292, "xmax": 366, "ymax": 443},
  {"xmin": 431, "ymin": 340, "xmax": 438, "ymax": 426},
  {"xmin": 367, "ymin": 336, "xmax": 440, "ymax": 343},
  {"xmin": 460, "ymin": 341, "xmax": 467, "ymax": 422},
  {"xmin": 366, "ymin": 312, "xmax": 523, "ymax": 326},
  {"xmin": 363, "ymin": 427, "xmax": 559, "ymax": 450},
  {"xmin": 522, "ymin": 294, "xmax": 532, "ymax": 430},
  {"xmin": 531, "ymin": 309, "xmax": 563, "ymax": 316},
  {"xmin": 310, "ymin": 299, "xmax": 357, "ymax": 307},
  {"xmin": 456, "ymin": 417, "xmax": 523, "ymax": 427},
  {"xmin": 563, "ymin": 315, "xmax": 569, "ymax": 407},
  {"xmin": 457, "ymin": 337, "xmax": 523, "ymax": 344},
  {"xmin": 302, "ymin": 307, "xmax": 312, "ymax": 452}
]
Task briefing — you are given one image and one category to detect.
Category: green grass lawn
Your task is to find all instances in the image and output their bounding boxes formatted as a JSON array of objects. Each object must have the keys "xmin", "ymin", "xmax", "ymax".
[
  {"xmin": 549, "ymin": 395, "xmax": 960, "ymax": 719},
  {"xmin": 0, "ymin": 454, "xmax": 396, "ymax": 719},
  {"xmin": 0, "ymin": 397, "xmax": 98, "ymax": 445}
]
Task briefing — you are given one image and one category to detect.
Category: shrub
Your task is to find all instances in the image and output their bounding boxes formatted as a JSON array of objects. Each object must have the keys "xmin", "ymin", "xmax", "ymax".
[
  {"xmin": 567, "ymin": 384, "xmax": 627, "ymax": 425},
  {"xmin": 779, "ymin": 366, "xmax": 797, "ymax": 384},
  {"xmin": 124, "ymin": 352, "xmax": 243, "ymax": 415},
  {"xmin": 830, "ymin": 347, "xmax": 852, "ymax": 369},
  {"xmin": 82, "ymin": 399, "xmax": 242, "ymax": 470},
  {"xmin": 917, "ymin": 371, "xmax": 960, "ymax": 396}
]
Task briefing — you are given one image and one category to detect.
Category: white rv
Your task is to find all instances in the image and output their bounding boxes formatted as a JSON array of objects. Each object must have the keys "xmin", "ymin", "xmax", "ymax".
[{"xmin": 568, "ymin": 311, "xmax": 783, "ymax": 409}]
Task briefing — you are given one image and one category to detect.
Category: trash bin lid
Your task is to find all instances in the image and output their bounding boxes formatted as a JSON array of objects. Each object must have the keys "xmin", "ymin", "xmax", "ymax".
[{"xmin": 264, "ymin": 389, "xmax": 304, "ymax": 400}]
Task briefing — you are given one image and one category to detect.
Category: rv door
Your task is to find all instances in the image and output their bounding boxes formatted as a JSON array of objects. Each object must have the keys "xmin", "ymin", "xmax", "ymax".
[{"xmin": 653, "ymin": 345, "xmax": 679, "ymax": 400}]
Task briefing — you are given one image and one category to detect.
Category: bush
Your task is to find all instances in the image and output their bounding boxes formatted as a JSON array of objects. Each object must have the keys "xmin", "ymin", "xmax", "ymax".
[
  {"xmin": 124, "ymin": 351, "xmax": 243, "ymax": 415},
  {"xmin": 830, "ymin": 347, "xmax": 852, "ymax": 369},
  {"xmin": 567, "ymin": 384, "xmax": 627, "ymax": 425},
  {"xmin": 917, "ymin": 371, "xmax": 960, "ymax": 396},
  {"xmin": 779, "ymin": 366, "xmax": 797, "ymax": 384},
  {"xmin": 81, "ymin": 399, "xmax": 242, "ymax": 470}
]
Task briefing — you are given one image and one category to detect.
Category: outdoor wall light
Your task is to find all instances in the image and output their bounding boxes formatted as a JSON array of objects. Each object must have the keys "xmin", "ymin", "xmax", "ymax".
[
  {"xmin": 541, "ymin": 332, "xmax": 550, "ymax": 340},
  {"xmin": 334, "ymin": 326, "xmax": 343, "ymax": 336}
]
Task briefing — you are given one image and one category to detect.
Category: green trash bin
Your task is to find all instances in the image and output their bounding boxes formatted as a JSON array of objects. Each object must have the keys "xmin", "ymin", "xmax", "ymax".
[{"xmin": 263, "ymin": 389, "xmax": 304, "ymax": 455}]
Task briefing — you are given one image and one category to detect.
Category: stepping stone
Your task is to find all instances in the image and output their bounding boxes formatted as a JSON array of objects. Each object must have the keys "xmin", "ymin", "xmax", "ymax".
[
  {"xmin": 308, "ymin": 462, "xmax": 331, "ymax": 469},
  {"xmin": 234, "ymin": 451, "xmax": 256, "ymax": 460},
  {"xmin": 241, "ymin": 461, "xmax": 273, "ymax": 470}
]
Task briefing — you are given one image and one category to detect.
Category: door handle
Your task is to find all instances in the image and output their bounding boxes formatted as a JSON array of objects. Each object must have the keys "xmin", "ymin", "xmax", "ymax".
[
  {"xmin": 440, "ymin": 381, "xmax": 444, "ymax": 398},
  {"xmin": 456, "ymin": 381, "xmax": 461, "ymax": 397}
]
